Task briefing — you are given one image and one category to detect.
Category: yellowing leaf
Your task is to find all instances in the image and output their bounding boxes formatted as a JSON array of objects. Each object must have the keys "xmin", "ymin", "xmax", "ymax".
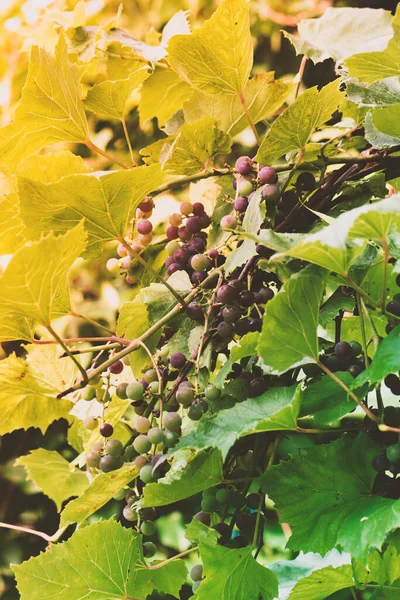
[
  {"xmin": 184, "ymin": 73, "xmax": 295, "ymax": 136},
  {"xmin": 168, "ymin": 0, "xmax": 252, "ymax": 95},
  {"xmin": 0, "ymin": 223, "xmax": 87, "ymax": 338},
  {"xmin": 16, "ymin": 449, "xmax": 89, "ymax": 511},
  {"xmin": 256, "ymin": 80, "xmax": 344, "ymax": 164},
  {"xmin": 85, "ymin": 67, "xmax": 150, "ymax": 120},
  {"xmin": 18, "ymin": 165, "xmax": 164, "ymax": 257},
  {"xmin": 0, "ymin": 36, "xmax": 88, "ymax": 172},
  {"xmin": 17, "ymin": 151, "xmax": 91, "ymax": 183},
  {"xmin": 0, "ymin": 346, "xmax": 76, "ymax": 435},
  {"xmin": 0, "ymin": 188, "xmax": 25, "ymax": 255},
  {"xmin": 139, "ymin": 69, "xmax": 193, "ymax": 127}
]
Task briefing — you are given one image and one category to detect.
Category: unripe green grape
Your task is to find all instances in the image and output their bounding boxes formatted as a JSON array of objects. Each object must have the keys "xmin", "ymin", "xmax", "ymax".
[
  {"xmin": 113, "ymin": 488, "xmax": 126, "ymax": 501},
  {"xmin": 176, "ymin": 386, "xmax": 194, "ymax": 405},
  {"xmin": 134, "ymin": 455, "xmax": 148, "ymax": 469},
  {"xmin": 190, "ymin": 565, "xmax": 203, "ymax": 582},
  {"xmin": 99, "ymin": 455, "xmax": 123, "ymax": 473},
  {"xmin": 203, "ymin": 487, "xmax": 217, "ymax": 497},
  {"xmin": 116, "ymin": 382, "xmax": 128, "ymax": 399},
  {"xmin": 84, "ymin": 416, "xmax": 98, "ymax": 430},
  {"xmin": 134, "ymin": 435, "xmax": 151, "ymax": 454},
  {"xmin": 143, "ymin": 541, "xmax": 157, "ymax": 558},
  {"xmin": 163, "ymin": 430, "xmax": 179, "ymax": 448},
  {"xmin": 86, "ymin": 451, "xmax": 101, "ymax": 468},
  {"xmin": 106, "ymin": 258, "xmax": 120, "ymax": 273},
  {"xmin": 163, "ymin": 412, "xmax": 181, "ymax": 432},
  {"xmin": 166, "ymin": 241, "xmax": 180, "ymax": 256},
  {"xmin": 140, "ymin": 464, "xmax": 156, "ymax": 484},
  {"xmin": 148, "ymin": 381, "xmax": 160, "ymax": 395},
  {"xmin": 205, "ymin": 384, "xmax": 221, "ymax": 401},
  {"xmin": 187, "ymin": 403, "xmax": 203, "ymax": 420},
  {"xmin": 349, "ymin": 340, "xmax": 362, "ymax": 357},
  {"xmin": 123, "ymin": 505, "xmax": 138, "ymax": 522},
  {"xmin": 105, "ymin": 439, "xmax": 124, "ymax": 457},
  {"xmin": 158, "ymin": 344, "xmax": 170, "ymax": 361},
  {"xmin": 123, "ymin": 445, "xmax": 137, "ymax": 462},
  {"xmin": 144, "ymin": 369, "xmax": 158, "ymax": 383},
  {"xmin": 96, "ymin": 388, "xmax": 111, "ymax": 404},
  {"xmin": 141, "ymin": 520, "xmax": 156, "ymax": 536},
  {"xmin": 87, "ymin": 370, "xmax": 102, "ymax": 385},
  {"xmin": 236, "ymin": 178, "xmax": 253, "ymax": 197},
  {"xmin": 201, "ymin": 495, "xmax": 219, "ymax": 512},
  {"xmin": 136, "ymin": 416, "xmax": 151, "ymax": 434},
  {"xmin": 216, "ymin": 488, "xmax": 231, "ymax": 505},
  {"xmin": 147, "ymin": 428, "xmax": 164, "ymax": 445},
  {"xmin": 82, "ymin": 385, "xmax": 96, "ymax": 401},
  {"xmin": 126, "ymin": 382, "xmax": 144, "ymax": 401},
  {"xmin": 387, "ymin": 444, "xmax": 400, "ymax": 464}
]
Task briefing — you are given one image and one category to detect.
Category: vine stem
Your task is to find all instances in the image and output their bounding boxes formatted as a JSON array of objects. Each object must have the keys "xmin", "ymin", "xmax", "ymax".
[
  {"xmin": 61, "ymin": 342, "xmax": 122, "ymax": 357},
  {"xmin": 359, "ymin": 296, "xmax": 380, "ymax": 354},
  {"xmin": 0, "ymin": 522, "xmax": 67, "ymax": 543},
  {"xmin": 356, "ymin": 294, "xmax": 370, "ymax": 370},
  {"xmin": 238, "ymin": 92, "xmax": 261, "ymax": 144},
  {"xmin": 317, "ymin": 360, "xmax": 381, "ymax": 423},
  {"xmin": 381, "ymin": 237, "xmax": 389, "ymax": 311},
  {"xmin": 120, "ymin": 238, "xmax": 187, "ymax": 308},
  {"xmin": 344, "ymin": 276, "xmax": 378, "ymax": 308},
  {"xmin": 70, "ymin": 311, "xmax": 116, "ymax": 335},
  {"xmin": 47, "ymin": 325, "xmax": 88, "ymax": 386},
  {"xmin": 34, "ymin": 336, "xmax": 129, "ymax": 346},
  {"xmin": 137, "ymin": 339, "xmax": 164, "ymax": 427},
  {"xmin": 85, "ymin": 140, "xmax": 130, "ymax": 169},
  {"xmin": 58, "ymin": 269, "xmax": 221, "ymax": 398},
  {"xmin": 121, "ymin": 118, "xmax": 137, "ymax": 167},
  {"xmin": 252, "ymin": 437, "xmax": 279, "ymax": 552},
  {"xmin": 147, "ymin": 546, "xmax": 199, "ymax": 569}
]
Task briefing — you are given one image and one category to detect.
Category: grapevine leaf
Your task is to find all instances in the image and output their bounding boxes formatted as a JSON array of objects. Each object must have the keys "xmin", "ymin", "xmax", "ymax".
[
  {"xmin": 141, "ymin": 448, "xmax": 223, "ymax": 507},
  {"xmin": 258, "ymin": 434, "xmax": 400, "ymax": 561},
  {"xmin": 258, "ymin": 266, "xmax": 325, "ymax": 373},
  {"xmin": 256, "ymin": 80, "xmax": 344, "ymax": 164},
  {"xmin": 184, "ymin": 73, "xmax": 295, "ymax": 136},
  {"xmin": 352, "ymin": 326, "xmax": 400, "ymax": 389},
  {"xmin": 139, "ymin": 69, "xmax": 193, "ymax": 127},
  {"xmin": 195, "ymin": 544, "xmax": 278, "ymax": 600},
  {"xmin": 299, "ymin": 373, "xmax": 356, "ymax": 427},
  {"xmin": 168, "ymin": 0, "xmax": 252, "ymax": 95},
  {"xmin": 84, "ymin": 67, "xmax": 150, "ymax": 120},
  {"xmin": 18, "ymin": 165, "xmax": 163, "ymax": 257},
  {"xmin": 60, "ymin": 464, "xmax": 138, "ymax": 526},
  {"xmin": 17, "ymin": 150, "xmax": 91, "ymax": 183},
  {"xmin": 230, "ymin": 331, "xmax": 259, "ymax": 362},
  {"xmin": 0, "ymin": 348, "xmax": 75, "ymax": 435},
  {"xmin": 284, "ymin": 8, "xmax": 393, "ymax": 64},
  {"xmin": 364, "ymin": 104, "xmax": 400, "ymax": 147},
  {"xmin": 13, "ymin": 520, "xmax": 187, "ymax": 600},
  {"xmin": 185, "ymin": 520, "xmax": 220, "ymax": 546},
  {"xmin": 0, "ymin": 223, "xmax": 87, "ymax": 338},
  {"xmin": 287, "ymin": 565, "xmax": 354, "ymax": 600},
  {"xmin": 0, "ymin": 35, "xmax": 88, "ymax": 171},
  {"xmin": 0, "ymin": 183, "xmax": 26, "ymax": 255},
  {"xmin": 345, "ymin": 8, "xmax": 400, "ymax": 83},
  {"xmin": 16, "ymin": 449, "xmax": 89, "ymax": 511},
  {"xmin": 347, "ymin": 77, "xmax": 400, "ymax": 107},
  {"xmin": 173, "ymin": 385, "xmax": 302, "ymax": 460},
  {"xmin": 353, "ymin": 544, "xmax": 400, "ymax": 586}
]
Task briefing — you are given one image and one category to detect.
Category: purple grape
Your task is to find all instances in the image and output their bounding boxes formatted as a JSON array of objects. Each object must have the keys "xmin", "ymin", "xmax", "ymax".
[
  {"xmin": 137, "ymin": 219, "xmax": 153, "ymax": 235},
  {"xmin": 188, "ymin": 237, "xmax": 205, "ymax": 253},
  {"xmin": 217, "ymin": 321, "xmax": 235, "ymax": 340},
  {"xmin": 262, "ymin": 184, "xmax": 280, "ymax": 202},
  {"xmin": 257, "ymin": 287, "xmax": 274, "ymax": 303},
  {"xmin": 192, "ymin": 202, "xmax": 205, "ymax": 216},
  {"xmin": 100, "ymin": 423, "xmax": 114, "ymax": 437},
  {"xmin": 178, "ymin": 227, "xmax": 191, "ymax": 242},
  {"xmin": 222, "ymin": 305, "xmax": 242, "ymax": 323},
  {"xmin": 169, "ymin": 352, "xmax": 186, "ymax": 369},
  {"xmin": 259, "ymin": 166, "xmax": 277, "ymax": 184},
  {"xmin": 235, "ymin": 156, "xmax": 253, "ymax": 175},
  {"xmin": 234, "ymin": 196, "xmax": 249, "ymax": 212},
  {"xmin": 165, "ymin": 256, "xmax": 175, "ymax": 268},
  {"xmin": 186, "ymin": 302, "xmax": 204, "ymax": 321},
  {"xmin": 138, "ymin": 197, "xmax": 154, "ymax": 212},
  {"xmin": 109, "ymin": 360, "xmax": 123, "ymax": 374},
  {"xmin": 166, "ymin": 225, "xmax": 179, "ymax": 240},
  {"xmin": 192, "ymin": 271, "xmax": 207, "ymax": 285},
  {"xmin": 198, "ymin": 213, "xmax": 211, "ymax": 229},
  {"xmin": 186, "ymin": 216, "xmax": 202, "ymax": 234},
  {"xmin": 235, "ymin": 319, "xmax": 250, "ymax": 336},
  {"xmin": 217, "ymin": 284, "xmax": 237, "ymax": 303},
  {"xmin": 208, "ymin": 249, "xmax": 219, "ymax": 260},
  {"xmin": 174, "ymin": 247, "xmax": 192, "ymax": 265},
  {"xmin": 167, "ymin": 263, "xmax": 183, "ymax": 276},
  {"xmin": 238, "ymin": 290, "xmax": 254, "ymax": 307}
]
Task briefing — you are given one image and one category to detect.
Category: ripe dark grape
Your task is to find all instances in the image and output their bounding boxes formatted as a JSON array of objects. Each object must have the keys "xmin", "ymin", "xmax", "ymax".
[
  {"xmin": 236, "ymin": 513, "xmax": 256, "ymax": 531},
  {"xmin": 178, "ymin": 227, "xmax": 191, "ymax": 242},
  {"xmin": 217, "ymin": 284, "xmax": 237, "ymax": 304},
  {"xmin": 231, "ymin": 535, "xmax": 248, "ymax": 548},
  {"xmin": 166, "ymin": 225, "xmax": 179, "ymax": 240},
  {"xmin": 195, "ymin": 511, "xmax": 211, "ymax": 526},
  {"xmin": 167, "ymin": 262, "xmax": 183, "ymax": 276},
  {"xmin": 235, "ymin": 318, "xmax": 251, "ymax": 335},
  {"xmin": 325, "ymin": 355, "xmax": 345, "ymax": 372},
  {"xmin": 246, "ymin": 493, "xmax": 260, "ymax": 510},
  {"xmin": 222, "ymin": 305, "xmax": 242, "ymax": 323},
  {"xmin": 99, "ymin": 454, "xmax": 123, "ymax": 472},
  {"xmin": 296, "ymin": 172, "xmax": 316, "ymax": 191},
  {"xmin": 192, "ymin": 202, "xmax": 205, "ymax": 216},
  {"xmin": 188, "ymin": 237, "xmax": 205, "ymax": 253},
  {"xmin": 213, "ymin": 522, "xmax": 230, "ymax": 543},
  {"xmin": 278, "ymin": 190, "xmax": 298, "ymax": 213},
  {"xmin": 186, "ymin": 301, "xmax": 204, "ymax": 321},
  {"xmin": 257, "ymin": 287, "xmax": 274, "ymax": 303},
  {"xmin": 303, "ymin": 363, "xmax": 321, "ymax": 377},
  {"xmin": 198, "ymin": 213, "xmax": 211, "ymax": 228},
  {"xmin": 186, "ymin": 216, "xmax": 202, "ymax": 234},
  {"xmin": 235, "ymin": 156, "xmax": 253, "ymax": 175},
  {"xmin": 109, "ymin": 360, "xmax": 123, "ymax": 374},
  {"xmin": 105, "ymin": 439, "xmax": 124, "ymax": 456},
  {"xmin": 396, "ymin": 274, "xmax": 400, "ymax": 287},
  {"xmin": 248, "ymin": 377, "xmax": 268, "ymax": 397},
  {"xmin": 348, "ymin": 364, "xmax": 361, "ymax": 377},
  {"xmin": 261, "ymin": 184, "xmax": 280, "ymax": 202},
  {"xmin": 138, "ymin": 197, "xmax": 154, "ymax": 212},
  {"xmin": 258, "ymin": 166, "xmax": 277, "ymax": 184},
  {"xmin": 137, "ymin": 219, "xmax": 153, "ymax": 235},
  {"xmin": 100, "ymin": 423, "xmax": 114, "ymax": 437},
  {"xmin": 238, "ymin": 290, "xmax": 254, "ymax": 307},
  {"xmin": 234, "ymin": 196, "xmax": 249, "ymax": 212},
  {"xmin": 217, "ymin": 321, "xmax": 235, "ymax": 340},
  {"xmin": 174, "ymin": 247, "xmax": 192, "ymax": 265},
  {"xmin": 391, "ymin": 379, "xmax": 400, "ymax": 395},
  {"xmin": 334, "ymin": 341, "xmax": 353, "ymax": 359},
  {"xmin": 387, "ymin": 301, "xmax": 400, "ymax": 317},
  {"xmin": 192, "ymin": 270, "xmax": 207, "ymax": 285},
  {"xmin": 249, "ymin": 318, "xmax": 262, "ymax": 332},
  {"xmin": 169, "ymin": 352, "xmax": 186, "ymax": 369}
]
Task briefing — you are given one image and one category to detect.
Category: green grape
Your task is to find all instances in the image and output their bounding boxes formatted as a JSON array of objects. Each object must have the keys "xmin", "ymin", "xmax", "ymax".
[
  {"xmin": 205, "ymin": 384, "xmax": 221, "ymax": 401},
  {"xmin": 105, "ymin": 439, "xmax": 124, "ymax": 457},
  {"xmin": 112, "ymin": 488, "xmax": 126, "ymax": 501},
  {"xmin": 163, "ymin": 412, "xmax": 181, "ymax": 432},
  {"xmin": 163, "ymin": 430, "xmax": 179, "ymax": 448},
  {"xmin": 86, "ymin": 451, "xmax": 100, "ymax": 468},
  {"xmin": 147, "ymin": 428, "xmax": 164, "ymax": 445},
  {"xmin": 141, "ymin": 520, "xmax": 156, "ymax": 536},
  {"xmin": 203, "ymin": 487, "xmax": 217, "ymax": 497},
  {"xmin": 216, "ymin": 488, "xmax": 231, "ymax": 505},
  {"xmin": 190, "ymin": 564, "xmax": 203, "ymax": 582},
  {"xmin": 176, "ymin": 386, "xmax": 194, "ymax": 405},
  {"xmin": 126, "ymin": 382, "xmax": 144, "ymax": 401},
  {"xmin": 123, "ymin": 505, "xmax": 138, "ymax": 522},
  {"xmin": 187, "ymin": 404, "xmax": 203, "ymax": 420},
  {"xmin": 143, "ymin": 541, "xmax": 157, "ymax": 558},
  {"xmin": 99, "ymin": 455, "xmax": 123, "ymax": 473},
  {"xmin": 349, "ymin": 341, "xmax": 362, "ymax": 357},
  {"xmin": 134, "ymin": 435, "xmax": 152, "ymax": 454},
  {"xmin": 136, "ymin": 416, "xmax": 151, "ymax": 433},
  {"xmin": 148, "ymin": 381, "xmax": 159, "ymax": 395},
  {"xmin": 140, "ymin": 464, "xmax": 156, "ymax": 483},
  {"xmin": 83, "ymin": 416, "xmax": 98, "ymax": 430},
  {"xmin": 144, "ymin": 369, "xmax": 158, "ymax": 383},
  {"xmin": 82, "ymin": 385, "xmax": 96, "ymax": 401},
  {"xmin": 96, "ymin": 389, "xmax": 111, "ymax": 404},
  {"xmin": 123, "ymin": 445, "xmax": 137, "ymax": 461},
  {"xmin": 201, "ymin": 495, "xmax": 219, "ymax": 512},
  {"xmin": 116, "ymin": 382, "xmax": 129, "ymax": 399},
  {"xmin": 387, "ymin": 444, "xmax": 400, "ymax": 464}
]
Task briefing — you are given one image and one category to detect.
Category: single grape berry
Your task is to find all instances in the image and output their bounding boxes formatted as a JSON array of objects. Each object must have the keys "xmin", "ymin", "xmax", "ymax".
[
  {"xmin": 169, "ymin": 352, "xmax": 186, "ymax": 369},
  {"xmin": 217, "ymin": 321, "xmax": 235, "ymax": 340},
  {"xmin": 325, "ymin": 355, "xmax": 345, "ymax": 372},
  {"xmin": 100, "ymin": 423, "xmax": 113, "ymax": 437},
  {"xmin": 238, "ymin": 290, "xmax": 254, "ymax": 307},
  {"xmin": 86, "ymin": 451, "xmax": 101, "ymax": 468},
  {"xmin": 180, "ymin": 201, "xmax": 193, "ymax": 215},
  {"xmin": 123, "ymin": 505, "xmax": 138, "ymax": 522},
  {"xmin": 235, "ymin": 318, "xmax": 251, "ymax": 336},
  {"xmin": 216, "ymin": 488, "xmax": 231, "ymax": 505},
  {"xmin": 334, "ymin": 341, "xmax": 353, "ymax": 359},
  {"xmin": 248, "ymin": 377, "xmax": 268, "ymax": 397},
  {"xmin": 191, "ymin": 254, "xmax": 212, "ymax": 272},
  {"xmin": 141, "ymin": 521, "xmax": 156, "ymax": 536},
  {"xmin": 193, "ymin": 202, "xmax": 205, "ymax": 216},
  {"xmin": 235, "ymin": 156, "xmax": 253, "ymax": 175},
  {"xmin": 190, "ymin": 564, "xmax": 203, "ymax": 582},
  {"xmin": 387, "ymin": 301, "xmax": 400, "ymax": 317},
  {"xmin": 126, "ymin": 382, "xmax": 144, "ymax": 401},
  {"xmin": 192, "ymin": 271, "xmax": 207, "ymax": 285},
  {"xmin": 188, "ymin": 237, "xmax": 206, "ymax": 253},
  {"xmin": 147, "ymin": 428, "xmax": 164, "ymax": 445},
  {"xmin": 99, "ymin": 455, "xmax": 123, "ymax": 473},
  {"xmin": 166, "ymin": 225, "xmax": 179, "ymax": 240},
  {"xmin": 349, "ymin": 341, "xmax": 362, "ymax": 356},
  {"xmin": 163, "ymin": 430, "xmax": 180, "ymax": 448},
  {"xmin": 134, "ymin": 435, "xmax": 152, "ymax": 455},
  {"xmin": 187, "ymin": 403, "xmax": 203, "ymax": 420},
  {"xmin": 176, "ymin": 385, "xmax": 194, "ymax": 405},
  {"xmin": 134, "ymin": 455, "xmax": 147, "ymax": 469},
  {"xmin": 372, "ymin": 454, "xmax": 389, "ymax": 472},
  {"xmin": 116, "ymin": 382, "xmax": 128, "ymax": 399},
  {"xmin": 169, "ymin": 213, "xmax": 182, "ymax": 226},
  {"xmin": 143, "ymin": 541, "xmax": 157, "ymax": 558},
  {"xmin": 222, "ymin": 305, "xmax": 242, "ymax": 323},
  {"xmin": 135, "ymin": 416, "xmax": 151, "ymax": 434},
  {"xmin": 258, "ymin": 166, "xmax": 277, "ymax": 184},
  {"xmin": 236, "ymin": 513, "xmax": 256, "ymax": 531},
  {"xmin": 140, "ymin": 465, "xmax": 156, "ymax": 484},
  {"xmin": 137, "ymin": 219, "xmax": 153, "ymax": 235},
  {"xmin": 387, "ymin": 444, "xmax": 400, "ymax": 464},
  {"xmin": 278, "ymin": 189, "xmax": 298, "ymax": 213},
  {"xmin": 296, "ymin": 172, "xmax": 316, "ymax": 191},
  {"xmin": 105, "ymin": 439, "xmax": 124, "ymax": 457},
  {"xmin": 217, "ymin": 284, "xmax": 237, "ymax": 304},
  {"xmin": 163, "ymin": 412, "xmax": 182, "ymax": 432},
  {"xmin": 246, "ymin": 493, "xmax": 260, "ymax": 510},
  {"xmin": 194, "ymin": 511, "xmax": 211, "ymax": 526},
  {"xmin": 109, "ymin": 360, "xmax": 124, "ymax": 375},
  {"xmin": 261, "ymin": 184, "xmax": 280, "ymax": 203},
  {"xmin": 236, "ymin": 177, "xmax": 253, "ymax": 197},
  {"xmin": 82, "ymin": 385, "xmax": 96, "ymax": 401},
  {"xmin": 138, "ymin": 197, "xmax": 154, "ymax": 213},
  {"xmin": 186, "ymin": 216, "xmax": 202, "ymax": 234},
  {"xmin": 144, "ymin": 369, "xmax": 158, "ymax": 383},
  {"xmin": 220, "ymin": 215, "xmax": 237, "ymax": 230},
  {"xmin": 257, "ymin": 287, "xmax": 274, "ymax": 303},
  {"xmin": 234, "ymin": 196, "xmax": 249, "ymax": 212}
]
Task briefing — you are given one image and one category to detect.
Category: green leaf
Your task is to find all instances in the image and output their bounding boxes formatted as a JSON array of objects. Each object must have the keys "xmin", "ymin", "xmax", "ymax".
[
  {"xmin": 354, "ymin": 544, "xmax": 400, "ymax": 586},
  {"xmin": 0, "ymin": 35, "xmax": 88, "ymax": 171},
  {"xmin": 257, "ymin": 229, "xmax": 305, "ymax": 254},
  {"xmin": 16, "ymin": 449, "xmax": 89, "ymax": 511},
  {"xmin": 139, "ymin": 69, "xmax": 193, "ymax": 127},
  {"xmin": 173, "ymin": 385, "xmax": 302, "ymax": 460},
  {"xmin": 116, "ymin": 301, "xmax": 157, "ymax": 378},
  {"xmin": 0, "ymin": 346, "xmax": 75, "ymax": 435},
  {"xmin": 141, "ymin": 117, "xmax": 231, "ymax": 176},
  {"xmin": 185, "ymin": 519, "xmax": 220, "ymax": 546},
  {"xmin": 141, "ymin": 448, "xmax": 223, "ymax": 507},
  {"xmin": 184, "ymin": 73, "xmax": 295, "ymax": 136},
  {"xmin": 353, "ymin": 326, "xmax": 400, "ymax": 390},
  {"xmin": 364, "ymin": 104, "xmax": 400, "ymax": 148},
  {"xmin": 300, "ymin": 373, "xmax": 356, "ymax": 427},
  {"xmin": 230, "ymin": 331, "xmax": 259, "ymax": 363},
  {"xmin": 364, "ymin": 111, "xmax": 400, "ymax": 149},
  {"xmin": 283, "ymin": 8, "xmax": 393, "ymax": 64},
  {"xmin": 225, "ymin": 188, "xmax": 265, "ymax": 275},
  {"xmin": 60, "ymin": 464, "xmax": 138, "ymax": 526},
  {"xmin": 258, "ymin": 434, "xmax": 400, "ymax": 561},
  {"xmin": 13, "ymin": 520, "xmax": 187, "ymax": 600},
  {"xmin": 319, "ymin": 293, "xmax": 355, "ymax": 328},
  {"xmin": 195, "ymin": 544, "xmax": 278, "ymax": 600},
  {"xmin": 0, "ymin": 223, "xmax": 87, "ymax": 339},
  {"xmin": 18, "ymin": 165, "xmax": 163, "ymax": 257},
  {"xmin": 17, "ymin": 150, "xmax": 91, "ymax": 183},
  {"xmin": 168, "ymin": 0, "xmax": 252, "ymax": 95},
  {"xmin": 347, "ymin": 77, "xmax": 400, "ymax": 108},
  {"xmin": 258, "ymin": 266, "xmax": 325, "ymax": 373},
  {"xmin": 256, "ymin": 80, "xmax": 344, "ymax": 164},
  {"xmin": 345, "ymin": 8, "xmax": 400, "ymax": 83},
  {"xmin": 84, "ymin": 67, "xmax": 150, "ymax": 120},
  {"xmin": 287, "ymin": 565, "xmax": 354, "ymax": 600}
]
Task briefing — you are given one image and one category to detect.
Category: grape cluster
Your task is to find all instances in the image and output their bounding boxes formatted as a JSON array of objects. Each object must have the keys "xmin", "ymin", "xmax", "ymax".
[
  {"xmin": 320, "ymin": 340, "xmax": 366, "ymax": 377},
  {"xmin": 372, "ymin": 438, "xmax": 400, "ymax": 499}
]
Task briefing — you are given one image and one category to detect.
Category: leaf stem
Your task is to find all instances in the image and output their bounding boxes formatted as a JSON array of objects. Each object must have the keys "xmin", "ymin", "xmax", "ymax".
[
  {"xmin": 85, "ymin": 139, "xmax": 130, "ymax": 169},
  {"xmin": 34, "ymin": 336, "xmax": 129, "ymax": 346},
  {"xmin": 359, "ymin": 296, "xmax": 380, "ymax": 354},
  {"xmin": 294, "ymin": 56, "xmax": 307, "ymax": 99},
  {"xmin": 356, "ymin": 294, "xmax": 370, "ymax": 370},
  {"xmin": 238, "ymin": 92, "xmax": 261, "ymax": 144},
  {"xmin": 121, "ymin": 118, "xmax": 137, "ymax": 167},
  {"xmin": 147, "ymin": 546, "xmax": 199, "ymax": 569},
  {"xmin": 0, "ymin": 522, "xmax": 66, "ymax": 544},
  {"xmin": 381, "ymin": 237, "xmax": 389, "ymax": 311},
  {"xmin": 60, "ymin": 342, "xmax": 122, "ymax": 357}
]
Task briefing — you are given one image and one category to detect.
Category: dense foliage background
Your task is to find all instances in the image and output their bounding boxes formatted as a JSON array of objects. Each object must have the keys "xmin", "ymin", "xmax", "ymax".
[{"xmin": 0, "ymin": 0, "xmax": 400, "ymax": 598}]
